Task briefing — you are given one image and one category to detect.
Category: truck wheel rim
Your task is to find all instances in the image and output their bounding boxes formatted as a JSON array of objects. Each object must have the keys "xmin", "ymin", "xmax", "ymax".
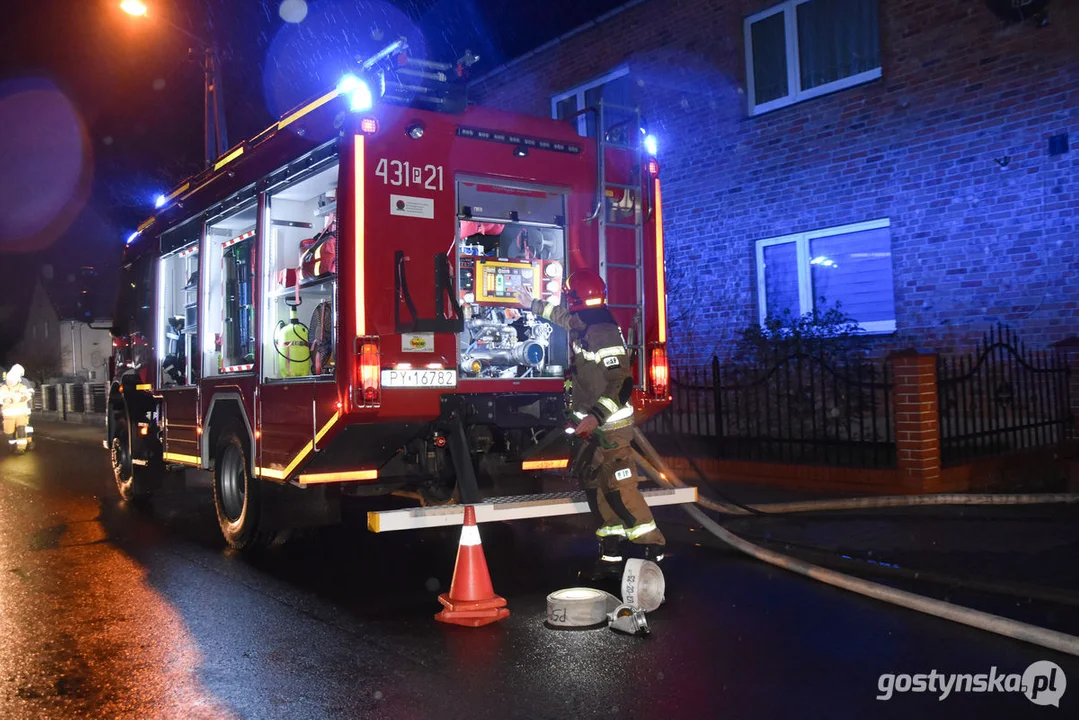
[{"xmin": 219, "ymin": 444, "xmax": 246, "ymax": 521}]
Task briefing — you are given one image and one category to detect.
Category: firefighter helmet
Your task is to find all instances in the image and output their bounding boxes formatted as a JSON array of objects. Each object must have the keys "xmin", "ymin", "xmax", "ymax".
[
  {"xmin": 564, "ymin": 270, "xmax": 607, "ymax": 312},
  {"xmin": 565, "ymin": 269, "xmax": 608, "ymax": 313},
  {"xmin": 5, "ymin": 364, "xmax": 24, "ymax": 385}
]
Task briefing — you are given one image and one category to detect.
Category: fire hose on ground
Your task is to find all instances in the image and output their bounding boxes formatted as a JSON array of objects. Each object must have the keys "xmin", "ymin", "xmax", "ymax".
[{"xmin": 630, "ymin": 428, "xmax": 1079, "ymax": 658}]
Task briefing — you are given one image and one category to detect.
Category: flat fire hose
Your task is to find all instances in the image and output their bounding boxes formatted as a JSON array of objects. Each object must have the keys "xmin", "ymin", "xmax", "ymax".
[
  {"xmin": 546, "ymin": 588, "xmax": 620, "ymax": 628},
  {"xmin": 546, "ymin": 559, "xmax": 666, "ymax": 631}
]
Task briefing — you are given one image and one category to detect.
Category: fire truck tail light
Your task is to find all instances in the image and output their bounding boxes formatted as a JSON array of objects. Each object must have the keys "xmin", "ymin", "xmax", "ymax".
[
  {"xmin": 649, "ymin": 346, "xmax": 669, "ymax": 398},
  {"xmin": 356, "ymin": 337, "xmax": 381, "ymax": 407},
  {"xmin": 647, "ymin": 158, "xmax": 660, "ymax": 178},
  {"xmin": 360, "ymin": 118, "xmax": 379, "ymax": 134}
]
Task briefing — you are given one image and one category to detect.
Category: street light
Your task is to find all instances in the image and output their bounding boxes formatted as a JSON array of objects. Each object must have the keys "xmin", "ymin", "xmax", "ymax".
[
  {"xmin": 120, "ymin": 1, "xmax": 148, "ymax": 17},
  {"xmin": 119, "ymin": 1, "xmax": 229, "ymax": 169}
]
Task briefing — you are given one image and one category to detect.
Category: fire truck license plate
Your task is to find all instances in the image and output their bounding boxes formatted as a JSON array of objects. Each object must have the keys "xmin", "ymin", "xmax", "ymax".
[{"xmin": 381, "ymin": 369, "xmax": 457, "ymax": 388}]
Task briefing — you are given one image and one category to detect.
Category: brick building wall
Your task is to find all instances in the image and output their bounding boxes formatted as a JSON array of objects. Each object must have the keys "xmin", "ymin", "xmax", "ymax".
[{"xmin": 471, "ymin": 0, "xmax": 1079, "ymax": 368}]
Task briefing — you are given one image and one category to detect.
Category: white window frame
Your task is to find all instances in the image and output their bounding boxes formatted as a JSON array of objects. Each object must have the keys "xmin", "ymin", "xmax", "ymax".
[
  {"xmin": 550, "ymin": 66, "xmax": 629, "ymax": 137},
  {"xmin": 755, "ymin": 217, "xmax": 895, "ymax": 334},
  {"xmin": 745, "ymin": 0, "xmax": 882, "ymax": 116}
]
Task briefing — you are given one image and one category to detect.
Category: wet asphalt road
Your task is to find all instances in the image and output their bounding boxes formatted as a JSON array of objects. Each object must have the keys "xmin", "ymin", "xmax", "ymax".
[{"xmin": 2, "ymin": 423, "xmax": 1079, "ymax": 719}]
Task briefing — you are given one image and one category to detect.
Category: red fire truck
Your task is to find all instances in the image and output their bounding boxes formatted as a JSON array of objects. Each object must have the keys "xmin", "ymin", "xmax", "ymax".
[{"xmin": 107, "ymin": 42, "xmax": 671, "ymax": 548}]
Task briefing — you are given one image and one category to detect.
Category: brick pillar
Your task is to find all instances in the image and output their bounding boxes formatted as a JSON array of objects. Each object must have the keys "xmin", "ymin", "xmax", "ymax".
[
  {"xmin": 889, "ymin": 350, "xmax": 942, "ymax": 492},
  {"xmin": 1052, "ymin": 337, "xmax": 1079, "ymax": 440}
]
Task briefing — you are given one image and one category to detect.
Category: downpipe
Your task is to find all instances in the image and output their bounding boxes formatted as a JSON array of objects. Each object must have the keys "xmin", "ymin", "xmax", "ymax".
[{"xmin": 631, "ymin": 428, "xmax": 1079, "ymax": 658}]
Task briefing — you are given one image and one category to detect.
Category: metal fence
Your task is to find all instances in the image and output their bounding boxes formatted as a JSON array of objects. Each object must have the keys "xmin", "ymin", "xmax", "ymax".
[
  {"xmin": 645, "ymin": 354, "xmax": 895, "ymax": 469},
  {"xmin": 937, "ymin": 325, "xmax": 1072, "ymax": 466},
  {"xmin": 34, "ymin": 383, "xmax": 108, "ymax": 416}
]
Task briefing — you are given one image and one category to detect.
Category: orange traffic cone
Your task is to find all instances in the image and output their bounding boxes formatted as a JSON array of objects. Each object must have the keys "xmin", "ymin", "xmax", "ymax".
[{"xmin": 435, "ymin": 505, "xmax": 510, "ymax": 627}]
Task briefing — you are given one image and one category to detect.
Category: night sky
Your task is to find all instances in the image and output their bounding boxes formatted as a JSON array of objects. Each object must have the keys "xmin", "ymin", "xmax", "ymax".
[{"xmin": 0, "ymin": 0, "xmax": 626, "ymax": 361}]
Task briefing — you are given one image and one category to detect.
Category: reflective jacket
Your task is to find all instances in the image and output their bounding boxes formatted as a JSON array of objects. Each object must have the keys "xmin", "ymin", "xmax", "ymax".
[
  {"xmin": 0, "ymin": 381, "xmax": 32, "ymax": 417},
  {"xmin": 532, "ymin": 300, "xmax": 634, "ymax": 429}
]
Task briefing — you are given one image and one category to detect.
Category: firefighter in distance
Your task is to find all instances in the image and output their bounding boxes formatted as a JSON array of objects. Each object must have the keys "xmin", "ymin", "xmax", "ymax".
[
  {"xmin": 518, "ymin": 270, "xmax": 666, "ymax": 578},
  {"xmin": 1, "ymin": 364, "xmax": 34, "ymax": 452}
]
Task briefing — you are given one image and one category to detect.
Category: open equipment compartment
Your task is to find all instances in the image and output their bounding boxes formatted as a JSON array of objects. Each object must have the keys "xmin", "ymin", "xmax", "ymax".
[{"xmin": 455, "ymin": 179, "xmax": 570, "ymax": 380}]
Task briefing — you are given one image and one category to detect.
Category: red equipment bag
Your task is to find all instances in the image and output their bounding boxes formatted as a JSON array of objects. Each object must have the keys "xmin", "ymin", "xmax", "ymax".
[
  {"xmin": 276, "ymin": 267, "xmax": 298, "ymax": 288},
  {"xmin": 300, "ymin": 216, "xmax": 337, "ymax": 281}
]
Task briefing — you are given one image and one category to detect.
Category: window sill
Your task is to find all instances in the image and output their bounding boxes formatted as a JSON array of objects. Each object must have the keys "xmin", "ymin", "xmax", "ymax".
[
  {"xmin": 755, "ymin": 320, "xmax": 896, "ymax": 337},
  {"xmin": 748, "ymin": 68, "xmax": 882, "ymax": 117}
]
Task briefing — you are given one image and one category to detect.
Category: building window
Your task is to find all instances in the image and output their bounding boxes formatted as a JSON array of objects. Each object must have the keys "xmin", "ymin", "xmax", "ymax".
[
  {"xmin": 551, "ymin": 67, "xmax": 632, "ymax": 138},
  {"xmin": 755, "ymin": 218, "xmax": 896, "ymax": 334},
  {"xmin": 745, "ymin": 0, "xmax": 881, "ymax": 115}
]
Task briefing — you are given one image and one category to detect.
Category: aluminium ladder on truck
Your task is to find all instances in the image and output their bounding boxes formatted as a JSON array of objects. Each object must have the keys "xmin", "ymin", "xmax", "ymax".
[{"xmin": 595, "ymin": 98, "xmax": 649, "ymax": 393}]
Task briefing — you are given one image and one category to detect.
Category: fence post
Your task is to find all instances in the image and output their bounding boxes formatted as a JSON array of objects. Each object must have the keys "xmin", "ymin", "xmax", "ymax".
[
  {"xmin": 711, "ymin": 355, "xmax": 721, "ymax": 449},
  {"xmin": 888, "ymin": 350, "xmax": 942, "ymax": 492}
]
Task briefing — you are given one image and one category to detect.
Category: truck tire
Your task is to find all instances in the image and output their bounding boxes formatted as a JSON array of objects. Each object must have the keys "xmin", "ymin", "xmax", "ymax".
[
  {"xmin": 111, "ymin": 416, "xmax": 157, "ymax": 502},
  {"xmin": 212, "ymin": 426, "xmax": 275, "ymax": 550}
]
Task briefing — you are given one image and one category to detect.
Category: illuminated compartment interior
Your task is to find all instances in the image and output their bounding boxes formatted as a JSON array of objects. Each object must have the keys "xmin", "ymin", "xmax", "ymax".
[
  {"xmin": 202, "ymin": 202, "xmax": 258, "ymax": 376},
  {"xmin": 455, "ymin": 180, "xmax": 569, "ymax": 380},
  {"xmin": 262, "ymin": 160, "xmax": 340, "ymax": 380}
]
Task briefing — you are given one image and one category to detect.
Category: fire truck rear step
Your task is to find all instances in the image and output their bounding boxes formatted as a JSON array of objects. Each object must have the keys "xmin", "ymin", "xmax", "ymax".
[{"xmin": 367, "ymin": 486, "xmax": 697, "ymax": 532}]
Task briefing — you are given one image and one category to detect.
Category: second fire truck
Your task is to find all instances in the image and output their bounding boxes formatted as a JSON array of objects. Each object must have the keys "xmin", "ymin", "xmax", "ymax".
[{"xmin": 108, "ymin": 42, "xmax": 671, "ymax": 548}]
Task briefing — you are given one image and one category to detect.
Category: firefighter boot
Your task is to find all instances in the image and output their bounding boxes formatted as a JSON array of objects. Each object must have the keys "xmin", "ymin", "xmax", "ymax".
[
  {"xmin": 579, "ymin": 535, "xmax": 625, "ymax": 584},
  {"xmin": 627, "ymin": 543, "xmax": 667, "ymax": 564},
  {"xmin": 642, "ymin": 544, "xmax": 666, "ymax": 564}
]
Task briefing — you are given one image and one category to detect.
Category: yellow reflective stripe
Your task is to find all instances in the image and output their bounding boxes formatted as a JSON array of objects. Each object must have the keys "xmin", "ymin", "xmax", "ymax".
[
  {"xmin": 542, "ymin": 302, "xmax": 557, "ymax": 320},
  {"xmin": 595, "ymin": 525, "xmax": 626, "ymax": 538},
  {"xmin": 602, "ymin": 405, "xmax": 634, "ymax": 426},
  {"xmin": 594, "ymin": 346, "xmax": 626, "ymax": 360},
  {"xmin": 574, "ymin": 344, "xmax": 627, "ymax": 363},
  {"xmin": 597, "ymin": 397, "xmax": 619, "ymax": 415},
  {"xmin": 626, "ymin": 521, "xmax": 658, "ymax": 540},
  {"xmin": 163, "ymin": 452, "xmax": 200, "ymax": 466}
]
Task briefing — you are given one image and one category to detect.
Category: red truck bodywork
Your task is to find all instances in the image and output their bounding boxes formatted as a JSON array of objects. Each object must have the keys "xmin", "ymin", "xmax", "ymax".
[{"xmin": 109, "ymin": 78, "xmax": 670, "ymax": 505}]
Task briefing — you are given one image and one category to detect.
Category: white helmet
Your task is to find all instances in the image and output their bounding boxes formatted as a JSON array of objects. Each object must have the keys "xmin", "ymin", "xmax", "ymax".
[{"xmin": 6, "ymin": 364, "xmax": 24, "ymax": 385}]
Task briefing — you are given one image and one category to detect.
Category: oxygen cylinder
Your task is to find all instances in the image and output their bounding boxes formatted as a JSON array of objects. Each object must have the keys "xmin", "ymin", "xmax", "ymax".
[{"xmin": 274, "ymin": 312, "xmax": 311, "ymax": 377}]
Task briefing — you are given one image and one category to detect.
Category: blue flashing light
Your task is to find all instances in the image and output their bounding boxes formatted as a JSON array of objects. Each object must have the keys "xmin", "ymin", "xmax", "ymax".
[
  {"xmin": 154, "ymin": 193, "xmax": 166, "ymax": 208},
  {"xmin": 337, "ymin": 74, "xmax": 373, "ymax": 112},
  {"xmin": 644, "ymin": 134, "xmax": 658, "ymax": 156},
  {"xmin": 126, "ymin": 232, "xmax": 139, "ymax": 245}
]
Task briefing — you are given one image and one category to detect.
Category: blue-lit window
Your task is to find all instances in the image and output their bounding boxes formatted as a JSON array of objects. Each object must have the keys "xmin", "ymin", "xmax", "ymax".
[
  {"xmin": 755, "ymin": 218, "xmax": 895, "ymax": 334},
  {"xmin": 745, "ymin": 0, "xmax": 881, "ymax": 116},
  {"xmin": 551, "ymin": 67, "xmax": 632, "ymax": 138}
]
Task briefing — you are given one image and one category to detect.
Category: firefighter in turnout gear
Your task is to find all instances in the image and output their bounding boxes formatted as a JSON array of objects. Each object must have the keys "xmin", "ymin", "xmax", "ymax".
[
  {"xmin": 518, "ymin": 270, "xmax": 665, "ymax": 580},
  {"xmin": 1, "ymin": 364, "xmax": 34, "ymax": 452}
]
